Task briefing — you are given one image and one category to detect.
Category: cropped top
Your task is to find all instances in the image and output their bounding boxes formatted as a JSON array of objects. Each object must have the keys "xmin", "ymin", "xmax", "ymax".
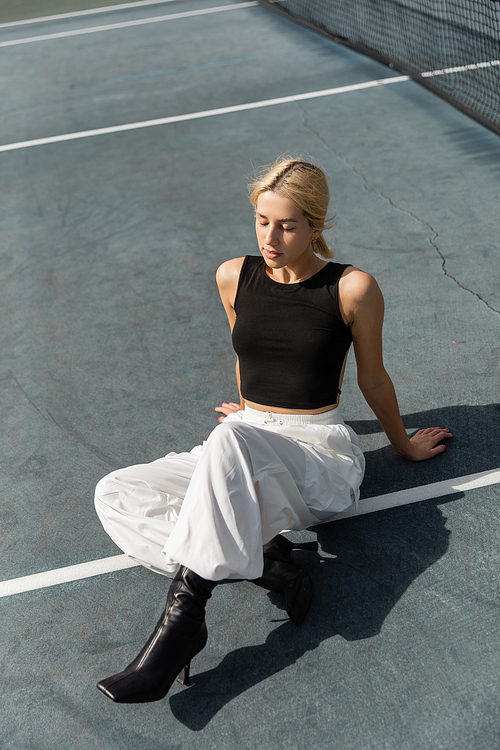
[{"xmin": 231, "ymin": 255, "xmax": 353, "ymax": 409}]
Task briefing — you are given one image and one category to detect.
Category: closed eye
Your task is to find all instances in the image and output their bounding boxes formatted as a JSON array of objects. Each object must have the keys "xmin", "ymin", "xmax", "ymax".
[{"xmin": 257, "ymin": 221, "xmax": 294, "ymax": 231}]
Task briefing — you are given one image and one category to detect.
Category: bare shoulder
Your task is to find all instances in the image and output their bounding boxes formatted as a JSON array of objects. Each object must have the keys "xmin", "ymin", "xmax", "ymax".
[
  {"xmin": 216, "ymin": 257, "xmax": 245, "ymax": 291},
  {"xmin": 216, "ymin": 257, "xmax": 246, "ymax": 313},
  {"xmin": 339, "ymin": 266, "xmax": 383, "ymax": 323}
]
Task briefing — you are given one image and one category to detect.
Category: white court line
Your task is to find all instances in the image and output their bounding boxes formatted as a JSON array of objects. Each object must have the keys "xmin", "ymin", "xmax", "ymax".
[
  {"xmin": 331, "ymin": 467, "xmax": 500, "ymax": 521},
  {"xmin": 0, "ymin": 0, "xmax": 180, "ymax": 29},
  {"xmin": 422, "ymin": 60, "xmax": 500, "ymax": 77},
  {"xmin": 0, "ymin": 76, "xmax": 410, "ymax": 154},
  {"xmin": 1, "ymin": 55, "xmax": 497, "ymax": 154},
  {"xmin": 0, "ymin": 555, "xmax": 140, "ymax": 598},
  {"xmin": 0, "ymin": 2, "xmax": 258, "ymax": 47},
  {"xmin": 1, "ymin": 467, "xmax": 499, "ymax": 598}
]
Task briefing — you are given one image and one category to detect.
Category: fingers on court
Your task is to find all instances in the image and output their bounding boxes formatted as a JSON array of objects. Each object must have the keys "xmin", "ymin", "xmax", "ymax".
[
  {"xmin": 437, "ymin": 427, "xmax": 453, "ymax": 438},
  {"xmin": 424, "ymin": 426, "xmax": 453, "ymax": 437}
]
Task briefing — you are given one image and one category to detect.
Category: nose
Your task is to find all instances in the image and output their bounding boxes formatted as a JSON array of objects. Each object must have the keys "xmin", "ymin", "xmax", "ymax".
[{"xmin": 265, "ymin": 224, "xmax": 278, "ymax": 246}]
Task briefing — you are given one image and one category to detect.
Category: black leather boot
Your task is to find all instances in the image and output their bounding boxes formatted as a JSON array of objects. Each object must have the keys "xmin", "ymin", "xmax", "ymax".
[
  {"xmin": 252, "ymin": 534, "xmax": 319, "ymax": 626},
  {"xmin": 263, "ymin": 534, "xmax": 318, "ymax": 562},
  {"xmin": 97, "ymin": 567, "xmax": 216, "ymax": 703}
]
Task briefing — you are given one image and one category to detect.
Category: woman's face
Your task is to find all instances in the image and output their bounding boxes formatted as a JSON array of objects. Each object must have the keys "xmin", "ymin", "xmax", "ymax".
[{"xmin": 255, "ymin": 191, "xmax": 321, "ymax": 268}]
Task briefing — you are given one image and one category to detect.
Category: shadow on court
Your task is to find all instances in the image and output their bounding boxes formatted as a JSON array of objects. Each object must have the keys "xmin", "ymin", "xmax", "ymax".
[
  {"xmin": 169, "ymin": 494, "xmax": 453, "ymax": 729},
  {"xmin": 167, "ymin": 403, "xmax": 499, "ymax": 729},
  {"xmin": 1, "ymin": 1, "xmax": 499, "ymax": 746},
  {"xmin": 354, "ymin": 403, "xmax": 500, "ymax": 498},
  {"xmin": 444, "ymin": 123, "xmax": 500, "ymax": 172}
]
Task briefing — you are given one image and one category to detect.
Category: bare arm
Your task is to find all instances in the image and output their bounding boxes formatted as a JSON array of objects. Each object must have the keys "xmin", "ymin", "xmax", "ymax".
[
  {"xmin": 214, "ymin": 258, "xmax": 245, "ymax": 419},
  {"xmin": 341, "ymin": 269, "xmax": 452, "ymax": 461}
]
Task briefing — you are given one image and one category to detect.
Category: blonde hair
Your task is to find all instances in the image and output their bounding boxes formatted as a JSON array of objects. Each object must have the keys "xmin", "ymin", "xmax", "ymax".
[{"xmin": 248, "ymin": 156, "xmax": 335, "ymax": 259}]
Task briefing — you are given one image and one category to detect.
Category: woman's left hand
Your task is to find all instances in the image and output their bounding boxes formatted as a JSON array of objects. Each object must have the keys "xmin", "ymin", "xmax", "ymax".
[
  {"xmin": 214, "ymin": 402, "xmax": 241, "ymax": 422},
  {"xmin": 405, "ymin": 427, "xmax": 453, "ymax": 461}
]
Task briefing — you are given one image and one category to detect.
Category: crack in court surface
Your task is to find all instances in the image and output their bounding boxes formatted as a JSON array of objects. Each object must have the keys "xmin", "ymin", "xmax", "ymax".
[{"xmin": 296, "ymin": 101, "xmax": 500, "ymax": 315}]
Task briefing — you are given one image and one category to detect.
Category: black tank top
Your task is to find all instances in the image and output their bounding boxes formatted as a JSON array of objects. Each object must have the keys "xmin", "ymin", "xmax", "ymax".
[{"xmin": 232, "ymin": 255, "xmax": 353, "ymax": 409}]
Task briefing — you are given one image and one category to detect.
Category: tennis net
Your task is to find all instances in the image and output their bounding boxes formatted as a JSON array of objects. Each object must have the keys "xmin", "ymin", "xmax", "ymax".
[{"xmin": 259, "ymin": 0, "xmax": 500, "ymax": 136}]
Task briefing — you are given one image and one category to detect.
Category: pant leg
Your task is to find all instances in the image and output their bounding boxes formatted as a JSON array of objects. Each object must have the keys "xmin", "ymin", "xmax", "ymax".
[
  {"xmin": 94, "ymin": 445, "xmax": 202, "ymax": 577},
  {"xmin": 95, "ymin": 417, "xmax": 363, "ymax": 582},
  {"xmin": 162, "ymin": 421, "xmax": 345, "ymax": 582}
]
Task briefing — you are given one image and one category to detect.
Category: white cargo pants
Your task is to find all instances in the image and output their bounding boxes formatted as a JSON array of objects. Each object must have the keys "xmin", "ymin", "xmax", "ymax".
[{"xmin": 94, "ymin": 406, "xmax": 365, "ymax": 581}]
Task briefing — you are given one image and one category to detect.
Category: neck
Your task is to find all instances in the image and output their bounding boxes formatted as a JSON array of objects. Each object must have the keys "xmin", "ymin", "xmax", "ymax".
[{"xmin": 266, "ymin": 251, "xmax": 326, "ymax": 284}]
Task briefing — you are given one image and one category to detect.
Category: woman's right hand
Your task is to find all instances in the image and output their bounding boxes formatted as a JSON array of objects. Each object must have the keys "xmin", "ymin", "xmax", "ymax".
[{"xmin": 214, "ymin": 402, "xmax": 241, "ymax": 422}]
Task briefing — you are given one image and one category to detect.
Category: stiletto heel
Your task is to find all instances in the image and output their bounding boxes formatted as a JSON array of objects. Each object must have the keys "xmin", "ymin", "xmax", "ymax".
[
  {"xmin": 97, "ymin": 567, "xmax": 216, "ymax": 703},
  {"xmin": 263, "ymin": 534, "xmax": 318, "ymax": 562},
  {"xmin": 291, "ymin": 540, "xmax": 319, "ymax": 552},
  {"xmin": 177, "ymin": 661, "xmax": 191, "ymax": 686}
]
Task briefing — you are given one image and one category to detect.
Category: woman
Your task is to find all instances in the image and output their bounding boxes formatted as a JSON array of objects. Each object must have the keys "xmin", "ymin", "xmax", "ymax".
[{"xmin": 95, "ymin": 157, "xmax": 452, "ymax": 704}]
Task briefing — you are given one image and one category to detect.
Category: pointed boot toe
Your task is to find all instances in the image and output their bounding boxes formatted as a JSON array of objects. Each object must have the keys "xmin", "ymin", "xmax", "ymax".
[{"xmin": 96, "ymin": 568, "xmax": 214, "ymax": 704}]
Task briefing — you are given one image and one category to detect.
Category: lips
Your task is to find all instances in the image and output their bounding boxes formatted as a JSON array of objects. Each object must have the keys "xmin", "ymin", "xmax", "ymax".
[{"xmin": 263, "ymin": 248, "xmax": 282, "ymax": 259}]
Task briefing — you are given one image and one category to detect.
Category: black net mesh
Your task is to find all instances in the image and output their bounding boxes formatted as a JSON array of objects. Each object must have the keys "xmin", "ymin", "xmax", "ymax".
[{"xmin": 259, "ymin": 0, "xmax": 500, "ymax": 135}]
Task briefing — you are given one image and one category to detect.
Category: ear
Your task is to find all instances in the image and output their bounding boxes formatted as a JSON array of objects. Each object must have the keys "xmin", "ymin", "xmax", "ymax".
[{"xmin": 312, "ymin": 229, "xmax": 323, "ymax": 241}]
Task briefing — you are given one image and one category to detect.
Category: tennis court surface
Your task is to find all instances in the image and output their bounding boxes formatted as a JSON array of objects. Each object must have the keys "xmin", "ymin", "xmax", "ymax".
[{"xmin": 1, "ymin": 1, "xmax": 499, "ymax": 748}]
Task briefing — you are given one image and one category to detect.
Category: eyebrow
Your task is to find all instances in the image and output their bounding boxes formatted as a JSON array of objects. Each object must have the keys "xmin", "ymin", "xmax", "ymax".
[{"xmin": 255, "ymin": 212, "xmax": 298, "ymax": 222}]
